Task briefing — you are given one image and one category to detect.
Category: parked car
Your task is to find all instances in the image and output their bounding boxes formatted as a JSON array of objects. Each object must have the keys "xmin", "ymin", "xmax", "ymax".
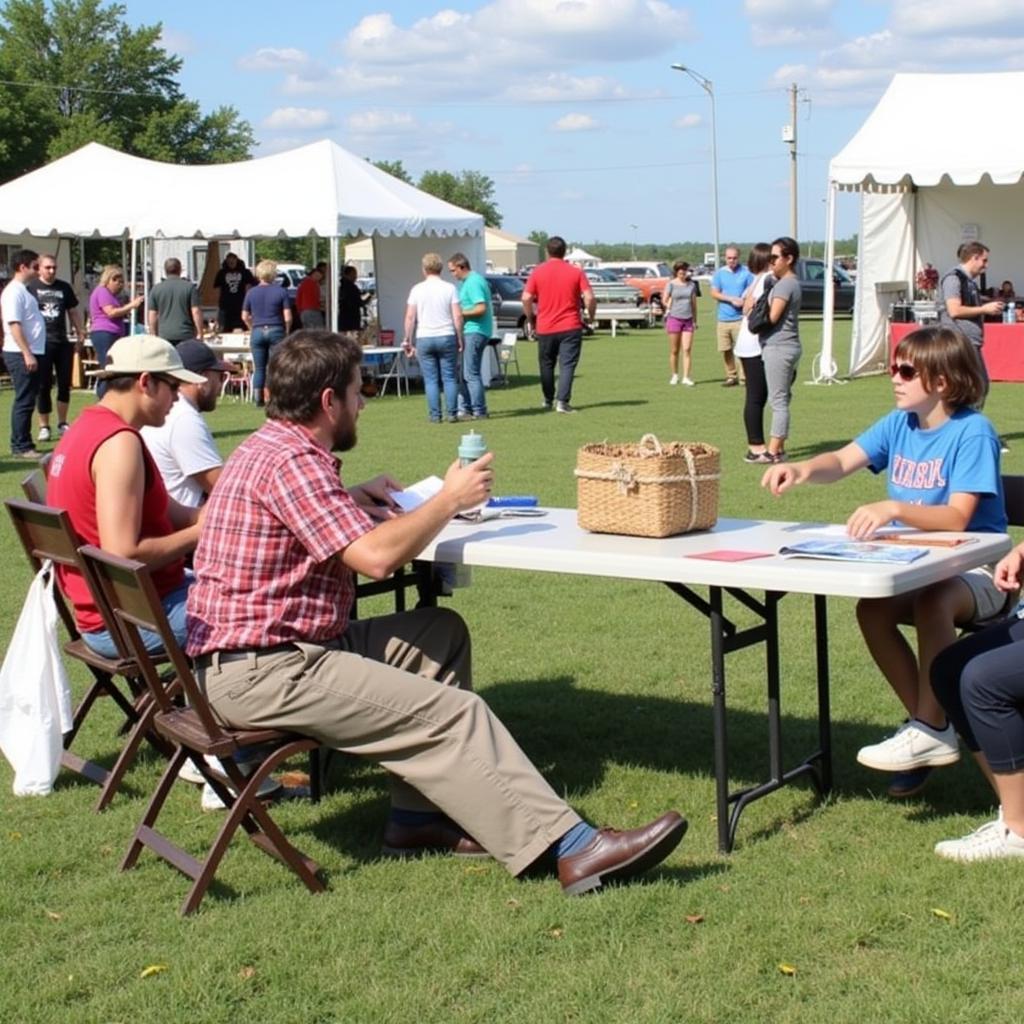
[
  {"xmin": 273, "ymin": 262, "xmax": 307, "ymax": 299},
  {"xmin": 795, "ymin": 259, "xmax": 855, "ymax": 314},
  {"xmin": 597, "ymin": 261, "xmax": 672, "ymax": 309},
  {"xmin": 584, "ymin": 268, "xmax": 643, "ymax": 306},
  {"xmin": 486, "ymin": 273, "xmax": 528, "ymax": 336}
]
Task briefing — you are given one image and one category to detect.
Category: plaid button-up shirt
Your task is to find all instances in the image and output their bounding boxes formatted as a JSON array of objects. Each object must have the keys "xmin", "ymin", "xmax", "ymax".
[{"xmin": 186, "ymin": 418, "xmax": 375, "ymax": 656}]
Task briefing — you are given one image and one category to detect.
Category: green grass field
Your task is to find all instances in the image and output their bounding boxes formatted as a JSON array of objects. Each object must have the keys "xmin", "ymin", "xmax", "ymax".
[{"xmin": 2, "ymin": 319, "xmax": 1024, "ymax": 1024}]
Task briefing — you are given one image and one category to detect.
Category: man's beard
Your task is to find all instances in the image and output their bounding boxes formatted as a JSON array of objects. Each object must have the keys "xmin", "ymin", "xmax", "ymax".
[{"xmin": 333, "ymin": 415, "xmax": 357, "ymax": 452}]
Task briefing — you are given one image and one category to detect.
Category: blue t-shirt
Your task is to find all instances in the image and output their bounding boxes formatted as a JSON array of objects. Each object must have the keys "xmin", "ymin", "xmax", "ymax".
[
  {"xmin": 711, "ymin": 266, "xmax": 754, "ymax": 322},
  {"xmin": 458, "ymin": 271, "xmax": 494, "ymax": 339},
  {"xmin": 854, "ymin": 407, "xmax": 1006, "ymax": 533},
  {"xmin": 242, "ymin": 283, "xmax": 291, "ymax": 327}
]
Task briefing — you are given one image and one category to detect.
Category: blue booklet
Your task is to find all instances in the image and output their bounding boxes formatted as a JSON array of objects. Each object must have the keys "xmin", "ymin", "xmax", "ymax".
[{"xmin": 779, "ymin": 539, "xmax": 929, "ymax": 564}]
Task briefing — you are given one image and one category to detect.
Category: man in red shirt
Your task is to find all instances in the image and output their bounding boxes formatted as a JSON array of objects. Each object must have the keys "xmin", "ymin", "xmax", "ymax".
[
  {"xmin": 294, "ymin": 262, "xmax": 326, "ymax": 328},
  {"xmin": 522, "ymin": 236, "xmax": 596, "ymax": 413},
  {"xmin": 47, "ymin": 335, "xmax": 205, "ymax": 657},
  {"xmin": 186, "ymin": 329, "xmax": 686, "ymax": 893}
]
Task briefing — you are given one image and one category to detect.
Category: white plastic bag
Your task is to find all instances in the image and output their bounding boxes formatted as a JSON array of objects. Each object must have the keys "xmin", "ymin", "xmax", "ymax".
[{"xmin": 0, "ymin": 561, "xmax": 74, "ymax": 795}]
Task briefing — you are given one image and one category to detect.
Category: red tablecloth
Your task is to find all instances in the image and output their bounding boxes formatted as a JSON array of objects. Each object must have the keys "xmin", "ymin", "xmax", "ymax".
[{"xmin": 890, "ymin": 323, "xmax": 1024, "ymax": 382}]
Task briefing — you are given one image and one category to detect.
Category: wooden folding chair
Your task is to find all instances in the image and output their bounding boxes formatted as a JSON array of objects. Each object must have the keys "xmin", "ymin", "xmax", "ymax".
[
  {"xmin": 5, "ymin": 498, "xmax": 173, "ymax": 810},
  {"xmin": 78, "ymin": 545, "xmax": 325, "ymax": 915}
]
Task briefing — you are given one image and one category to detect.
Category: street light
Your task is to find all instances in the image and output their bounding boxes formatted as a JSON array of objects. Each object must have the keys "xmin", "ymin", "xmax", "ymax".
[
  {"xmin": 629, "ymin": 223, "xmax": 638, "ymax": 259},
  {"xmin": 670, "ymin": 62, "xmax": 720, "ymax": 271}
]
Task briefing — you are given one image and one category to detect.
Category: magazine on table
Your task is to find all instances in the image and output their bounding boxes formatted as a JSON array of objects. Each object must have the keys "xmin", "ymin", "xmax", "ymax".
[{"xmin": 778, "ymin": 538, "xmax": 929, "ymax": 564}]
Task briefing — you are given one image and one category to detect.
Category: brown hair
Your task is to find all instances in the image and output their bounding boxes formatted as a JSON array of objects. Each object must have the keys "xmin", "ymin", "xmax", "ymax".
[
  {"xmin": 672, "ymin": 260, "xmax": 690, "ymax": 274},
  {"xmin": 267, "ymin": 330, "xmax": 362, "ymax": 423},
  {"xmin": 748, "ymin": 242, "xmax": 772, "ymax": 275},
  {"xmin": 957, "ymin": 241, "xmax": 989, "ymax": 262},
  {"xmin": 893, "ymin": 325, "xmax": 986, "ymax": 409}
]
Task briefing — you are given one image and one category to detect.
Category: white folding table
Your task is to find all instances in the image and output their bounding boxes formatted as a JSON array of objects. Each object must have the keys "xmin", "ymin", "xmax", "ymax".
[{"xmin": 415, "ymin": 510, "xmax": 1011, "ymax": 851}]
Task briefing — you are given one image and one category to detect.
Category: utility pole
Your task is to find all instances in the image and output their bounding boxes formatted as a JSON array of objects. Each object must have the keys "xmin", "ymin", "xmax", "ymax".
[{"xmin": 788, "ymin": 82, "xmax": 798, "ymax": 239}]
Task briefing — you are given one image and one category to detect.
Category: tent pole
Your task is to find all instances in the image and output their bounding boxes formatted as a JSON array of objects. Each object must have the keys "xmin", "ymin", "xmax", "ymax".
[
  {"xmin": 329, "ymin": 237, "xmax": 339, "ymax": 333},
  {"xmin": 128, "ymin": 236, "xmax": 138, "ymax": 334},
  {"xmin": 811, "ymin": 183, "xmax": 841, "ymax": 385}
]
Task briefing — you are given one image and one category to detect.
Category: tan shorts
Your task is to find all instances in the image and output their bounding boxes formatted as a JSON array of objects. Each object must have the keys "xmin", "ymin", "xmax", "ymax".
[
  {"xmin": 716, "ymin": 321, "xmax": 741, "ymax": 352},
  {"xmin": 961, "ymin": 564, "xmax": 1016, "ymax": 624}
]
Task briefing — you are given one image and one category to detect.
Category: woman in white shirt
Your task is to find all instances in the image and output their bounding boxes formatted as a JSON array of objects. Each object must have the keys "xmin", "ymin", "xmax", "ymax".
[{"xmin": 736, "ymin": 243, "xmax": 773, "ymax": 464}]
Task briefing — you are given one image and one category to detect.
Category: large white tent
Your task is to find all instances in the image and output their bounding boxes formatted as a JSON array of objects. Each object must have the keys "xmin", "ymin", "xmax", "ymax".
[
  {"xmin": 819, "ymin": 72, "xmax": 1024, "ymax": 380},
  {"xmin": 0, "ymin": 140, "xmax": 485, "ymax": 333}
]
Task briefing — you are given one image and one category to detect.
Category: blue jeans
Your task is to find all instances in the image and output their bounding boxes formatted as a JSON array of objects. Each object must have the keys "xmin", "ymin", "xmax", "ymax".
[
  {"xmin": 458, "ymin": 333, "xmax": 489, "ymax": 416},
  {"xmin": 250, "ymin": 325, "xmax": 285, "ymax": 403},
  {"xmin": 90, "ymin": 329, "xmax": 121, "ymax": 399},
  {"xmin": 3, "ymin": 350, "xmax": 41, "ymax": 454},
  {"xmin": 82, "ymin": 581, "xmax": 190, "ymax": 660},
  {"xmin": 416, "ymin": 334, "xmax": 459, "ymax": 422}
]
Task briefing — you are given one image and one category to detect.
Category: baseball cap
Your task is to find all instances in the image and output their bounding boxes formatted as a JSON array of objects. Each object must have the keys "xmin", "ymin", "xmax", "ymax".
[
  {"xmin": 96, "ymin": 335, "xmax": 206, "ymax": 382},
  {"xmin": 175, "ymin": 339, "xmax": 232, "ymax": 374}
]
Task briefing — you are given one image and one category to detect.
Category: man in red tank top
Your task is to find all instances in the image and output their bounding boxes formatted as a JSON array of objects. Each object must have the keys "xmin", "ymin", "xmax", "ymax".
[{"xmin": 47, "ymin": 335, "xmax": 206, "ymax": 658}]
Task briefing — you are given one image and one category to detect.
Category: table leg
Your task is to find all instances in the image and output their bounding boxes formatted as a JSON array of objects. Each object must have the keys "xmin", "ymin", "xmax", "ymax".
[
  {"xmin": 814, "ymin": 594, "xmax": 833, "ymax": 794},
  {"xmin": 709, "ymin": 586, "xmax": 731, "ymax": 853}
]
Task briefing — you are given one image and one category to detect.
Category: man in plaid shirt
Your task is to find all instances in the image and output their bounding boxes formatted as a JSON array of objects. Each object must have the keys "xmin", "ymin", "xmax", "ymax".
[{"xmin": 186, "ymin": 331, "xmax": 685, "ymax": 894}]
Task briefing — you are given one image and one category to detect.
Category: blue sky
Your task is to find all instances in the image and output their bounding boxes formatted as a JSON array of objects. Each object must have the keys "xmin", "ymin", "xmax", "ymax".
[{"xmin": 125, "ymin": 0, "xmax": 1024, "ymax": 247}]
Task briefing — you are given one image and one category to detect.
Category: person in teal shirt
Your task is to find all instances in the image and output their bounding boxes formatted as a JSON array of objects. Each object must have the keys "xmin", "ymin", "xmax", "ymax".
[{"xmin": 448, "ymin": 253, "xmax": 493, "ymax": 418}]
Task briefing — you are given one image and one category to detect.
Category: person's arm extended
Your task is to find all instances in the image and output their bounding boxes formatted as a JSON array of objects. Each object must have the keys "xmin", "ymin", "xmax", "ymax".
[
  {"xmin": 146, "ymin": 308, "xmax": 158, "ymax": 335},
  {"xmin": 283, "ymin": 304, "xmax": 293, "ymax": 332},
  {"xmin": 462, "ymin": 299, "xmax": 488, "ymax": 321},
  {"xmin": 341, "ymin": 454, "xmax": 493, "ymax": 579},
  {"xmin": 845, "ymin": 492, "xmax": 979, "ymax": 540},
  {"xmin": 6, "ymin": 321, "xmax": 38, "ymax": 370},
  {"xmin": 69, "ymin": 307, "xmax": 86, "ymax": 345},
  {"xmin": 93, "ymin": 431, "xmax": 200, "ymax": 566},
  {"xmin": 521, "ymin": 289, "xmax": 536, "ymax": 335},
  {"xmin": 102, "ymin": 294, "xmax": 143, "ymax": 319},
  {"xmin": 453, "ymin": 302, "xmax": 464, "ymax": 351},
  {"xmin": 187, "ymin": 466, "xmax": 221, "ymax": 499},
  {"xmin": 191, "ymin": 304, "xmax": 204, "ymax": 338},
  {"xmin": 946, "ymin": 294, "xmax": 1002, "ymax": 320},
  {"xmin": 762, "ymin": 442, "xmax": 869, "ymax": 495}
]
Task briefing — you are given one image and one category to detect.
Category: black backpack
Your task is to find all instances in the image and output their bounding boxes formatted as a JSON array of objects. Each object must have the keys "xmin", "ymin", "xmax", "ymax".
[{"xmin": 746, "ymin": 278, "xmax": 776, "ymax": 335}]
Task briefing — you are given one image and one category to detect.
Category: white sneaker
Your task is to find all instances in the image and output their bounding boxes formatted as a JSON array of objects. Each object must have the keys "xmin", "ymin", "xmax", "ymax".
[
  {"xmin": 669, "ymin": 374, "xmax": 679, "ymax": 386},
  {"xmin": 555, "ymin": 401, "xmax": 577, "ymax": 414},
  {"xmin": 37, "ymin": 426, "xmax": 51, "ymax": 442},
  {"xmin": 856, "ymin": 720, "xmax": 960, "ymax": 772},
  {"xmin": 935, "ymin": 819, "xmax": 1024, "ymax": 862},
  {"xmin": 682, "ymin": 377, "xmax": 695, "ymax": 387},
  {"xmin": 178, "ymin": 759, "xmax": 206, "ymax": 785}
]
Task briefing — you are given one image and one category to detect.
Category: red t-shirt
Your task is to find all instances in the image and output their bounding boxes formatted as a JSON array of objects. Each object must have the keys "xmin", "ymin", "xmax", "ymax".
[
  {"xmin": 525, "ymin": 260, "xmax": 590, "ymax": 334},
  {"xmin": 294, "ymin": 275, "xmax": 321, "ymax": 314},
  {"xmin": 47, "ymin": 405, "xmax": 186, "ymax": 633}
]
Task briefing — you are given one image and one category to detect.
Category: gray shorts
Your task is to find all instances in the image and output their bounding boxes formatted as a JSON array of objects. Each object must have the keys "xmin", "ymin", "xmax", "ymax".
[{"xmin": 961, "ymin": 564, "xmax": 1015, "ymax": 623}]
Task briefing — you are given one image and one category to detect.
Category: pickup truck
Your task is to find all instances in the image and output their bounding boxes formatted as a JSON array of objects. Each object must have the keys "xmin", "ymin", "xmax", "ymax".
[{"xmin": 597, "ymin": 261, "xmax": 672, "ymax": 311}]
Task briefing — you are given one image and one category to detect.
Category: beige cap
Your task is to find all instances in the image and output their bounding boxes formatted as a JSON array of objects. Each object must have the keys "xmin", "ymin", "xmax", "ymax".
[{"xmin": 96, "ymin": 335, "xmax": 206, "ymax": 383}]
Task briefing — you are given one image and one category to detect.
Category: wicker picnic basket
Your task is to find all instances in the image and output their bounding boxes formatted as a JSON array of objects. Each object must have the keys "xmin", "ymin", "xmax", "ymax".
[{"xmin": 575, "ymin": 434, "xmax": 720, "ymax": 538}]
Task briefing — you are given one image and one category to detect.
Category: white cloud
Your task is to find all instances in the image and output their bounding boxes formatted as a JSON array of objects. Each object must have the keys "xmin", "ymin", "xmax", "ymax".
[
  {"xmin": 552, "ymin": 113, "xmax": 600, "ymax": 133},
  {"xmin": 238, "ymin": 47, "xmax": 312, "ymax": 72},
  {"xmin": 158, "ymin": 28, "xmax": 195, "ymax": 56},
  {"xmin": 674, "ymin": 113, "xmax": 702, "ymax": 129},
  {"xmin": 263, "ymin": 107, "xmax": 331, "ymax": 130},
  {"xmin": 505, "ymin": 73, "xmax": 633, "ymax": 104},
  {"xmin": 346, "ymin": 110, "xmax": 419, "ymax": 136},
  {"xmin": 745, "ymin": 0, "xmax": 837, "ymax": 47},
  {"xmin": 339, "ymin": 2, "xmax": 693, "ymax": 73},
  {"xmin": 891, "ymin": 0, "xmax": 1022, "ymax": 37}
]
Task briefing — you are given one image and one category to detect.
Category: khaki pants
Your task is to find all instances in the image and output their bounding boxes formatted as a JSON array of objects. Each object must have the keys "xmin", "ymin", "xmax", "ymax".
[{"xmin": 196, "ymin": 607, "xmax": 580, "ymax": 875}]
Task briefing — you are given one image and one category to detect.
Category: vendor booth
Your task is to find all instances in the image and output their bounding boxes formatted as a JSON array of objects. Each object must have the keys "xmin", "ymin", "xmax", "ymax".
[
  {"xmin": 818, "ymin": 72, "xmax": 1024, "ymax": 381},
  {"xmin": 0, "ymin": 140, "xmax": 485, "ymax": 338}
]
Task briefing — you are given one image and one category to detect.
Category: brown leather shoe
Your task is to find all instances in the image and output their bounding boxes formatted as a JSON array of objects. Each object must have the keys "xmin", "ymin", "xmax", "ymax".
[
  {"xmin": 558, "ymin": 812, "xmax": 687, "ymax": 895},
  {"xmin": 381, "ymin": 818, "xmax": 489, "ymax": 859}
]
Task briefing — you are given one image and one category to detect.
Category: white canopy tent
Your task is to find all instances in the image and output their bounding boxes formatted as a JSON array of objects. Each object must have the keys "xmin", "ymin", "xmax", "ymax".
[
  {"xmin": 0, "ymin": 140, "xmax": 485, "ymax": 334},
  {"xmin": 819, "ymin": 72, "xmax": 1024, "ymax": 381},
  {"xmin": 565, "ymin": 247, "xmax": 599, "ymax": 267}
]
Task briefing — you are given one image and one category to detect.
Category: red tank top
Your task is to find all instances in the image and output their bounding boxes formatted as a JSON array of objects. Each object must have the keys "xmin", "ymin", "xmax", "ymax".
[{"xmin": 47, "ymin": 405, "xmax": 185, "ymax": 634}]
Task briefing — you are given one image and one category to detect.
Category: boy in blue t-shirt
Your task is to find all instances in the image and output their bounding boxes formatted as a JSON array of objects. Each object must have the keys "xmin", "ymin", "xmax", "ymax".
[{"xmin": 762, "ymin": 326, "xmax": 1010, "ymax": 797}]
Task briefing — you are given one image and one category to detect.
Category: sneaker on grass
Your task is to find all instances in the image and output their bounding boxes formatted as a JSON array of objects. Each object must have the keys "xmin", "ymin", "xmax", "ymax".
[
  {"xmin": 935, "ymin": 819, "xmax": 1024, "ymax": 862},
  {"xmin": 856, "ymin": 719, "xmax": 960, "ymax": 772}
]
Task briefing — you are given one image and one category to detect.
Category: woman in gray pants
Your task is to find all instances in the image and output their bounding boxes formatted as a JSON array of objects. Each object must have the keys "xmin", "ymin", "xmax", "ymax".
[{"xmin": 760, "ymin": 236, "xmax": 802, "ymax": 463}]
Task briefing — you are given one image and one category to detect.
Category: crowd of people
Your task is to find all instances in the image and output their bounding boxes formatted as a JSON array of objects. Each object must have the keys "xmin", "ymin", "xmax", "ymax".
[{"xmin": 5, "ymin": 232, "xmax": 1024, "ymax": 868}]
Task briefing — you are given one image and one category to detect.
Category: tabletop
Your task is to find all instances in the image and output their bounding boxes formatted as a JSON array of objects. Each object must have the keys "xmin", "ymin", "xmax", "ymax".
[{"xmin": 417, "ymin": 508, "xmax": 1012, "ymax": 600}]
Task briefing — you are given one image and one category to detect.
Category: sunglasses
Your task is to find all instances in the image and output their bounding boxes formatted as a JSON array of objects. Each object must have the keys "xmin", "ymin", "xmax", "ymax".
[
  {"xmin": 152, "ymin": 374, "xmax": 181, "ymax": 392},
  {"xmin": 769, "ymin": 254, "xmax": 780, "ymax": 263},
  {"xmin": 889, "ymin": 363, "xmax": 919, "ymax": 381}
]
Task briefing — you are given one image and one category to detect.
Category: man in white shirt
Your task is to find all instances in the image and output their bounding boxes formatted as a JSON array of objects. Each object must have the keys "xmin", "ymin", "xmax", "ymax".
[
  {"xmin": 1, "ymin": 248, "xmax": 47, "ymax": 458},
  {"xmin": 141, "ymin": 339, "xmax": 229, "ymax": 506}
]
